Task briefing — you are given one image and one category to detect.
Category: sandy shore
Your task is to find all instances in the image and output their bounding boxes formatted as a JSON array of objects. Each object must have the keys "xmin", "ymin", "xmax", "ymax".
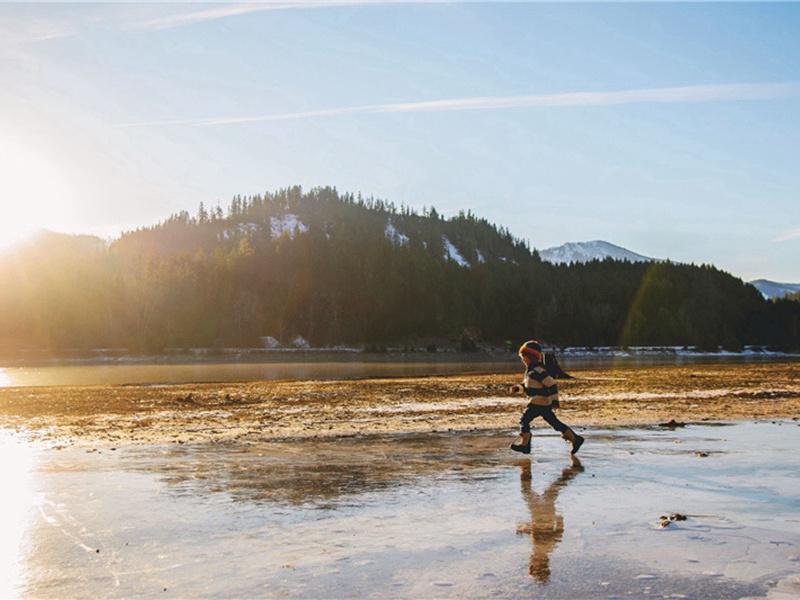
[{"xmin": 1, "ymin": 361, "xmax": 798, "ymax": 447}]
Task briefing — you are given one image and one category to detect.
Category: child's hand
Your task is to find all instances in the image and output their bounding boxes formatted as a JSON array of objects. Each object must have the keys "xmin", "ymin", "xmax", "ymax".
[{"xmin": 510, "ymin": 384, "xmax": 522, "ymax": 394}]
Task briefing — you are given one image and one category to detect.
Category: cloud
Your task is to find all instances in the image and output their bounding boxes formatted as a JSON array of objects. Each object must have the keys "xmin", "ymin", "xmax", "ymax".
[
  {"xmin": 0, "ymin": 15, "xmax": 78, "ymax": 45},
  {"xmin": 125, "ymin": 4, "xmax": 306, "ymax": 32},
  {"xmin": 374, "ymin": 82, "xmax": 800, "ymax": 112},
  {"xmin": 126, "ymin": 0, "xmax": 445, "ymax": 32},
  {"xmin": 118, "ymin": 82, "xmax": 800, "ymax": 128},
  {"xmin": 775, "ymin": 228, "xmax": 800, "ymax": 243}
]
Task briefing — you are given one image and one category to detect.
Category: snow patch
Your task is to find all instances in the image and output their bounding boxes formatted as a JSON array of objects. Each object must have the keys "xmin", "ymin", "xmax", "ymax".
[
  {"xmin": 385, "ymin": 221, "xmax": 410, "ymax": 246},
  {"xmin": 443, "ymin": 236, "xmax": 469, "ymax": 266},
  {"xmin": 220, "ymin": 223, "xmax": 260, "ymax": 240},
  {"xmin": 558, "ymin": 345, "xmax": 790, "ymax": 358},
  {"xmin": 260, "ymin": 336, "xmax": 282, "ymax": 349},
  {"xmin": 291, "ymin": 336, "xmax": 311, "ymax": 349},
  {"xmin": 270, "ymin": 214, "xmax": 308, "ymax": 239}
]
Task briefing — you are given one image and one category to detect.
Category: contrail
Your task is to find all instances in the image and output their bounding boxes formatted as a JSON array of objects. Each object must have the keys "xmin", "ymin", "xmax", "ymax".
[{"xmin": 118, "ymin": 82, "xmax": 800, "ymax": 128}]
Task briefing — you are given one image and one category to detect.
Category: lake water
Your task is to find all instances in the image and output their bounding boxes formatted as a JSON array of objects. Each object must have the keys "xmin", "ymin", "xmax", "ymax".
[
  {"xmin": 0, "ymin": 353, "xmax": 793, "ymax": 388},
  {"xmin": 5, "ymin": 421, "xmax": 800, "ymax": 598},
  {"xmin": 0, "ymin": 359, "xmax": 520, "ymax": 388}
]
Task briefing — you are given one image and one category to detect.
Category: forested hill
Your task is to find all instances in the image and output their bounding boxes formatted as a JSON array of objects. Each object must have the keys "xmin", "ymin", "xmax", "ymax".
[
  {"xmin": 1, "ymin": 186, "xmax": 798, "ymax": 354},
  {"xmin": 112, "ymin": 186, "xmax": 533, "ymax": 269}
]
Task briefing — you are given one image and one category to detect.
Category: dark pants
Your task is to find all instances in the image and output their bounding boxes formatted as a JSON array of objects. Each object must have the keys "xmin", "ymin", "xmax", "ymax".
[{"xmin": 520, "ymin": 403, "xmax": 568, "ymax": 435}]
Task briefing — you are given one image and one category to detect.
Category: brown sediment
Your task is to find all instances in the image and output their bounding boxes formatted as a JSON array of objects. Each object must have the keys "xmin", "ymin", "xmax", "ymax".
[{"xmin": 0, "ymin": 362, "xmax": 797, "ymax": 447}]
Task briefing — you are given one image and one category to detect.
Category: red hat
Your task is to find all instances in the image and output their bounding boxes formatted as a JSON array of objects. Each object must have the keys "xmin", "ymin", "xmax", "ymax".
[{"xmin": 518, "ymin": 340, "xmax": 542, "ymax": 362}]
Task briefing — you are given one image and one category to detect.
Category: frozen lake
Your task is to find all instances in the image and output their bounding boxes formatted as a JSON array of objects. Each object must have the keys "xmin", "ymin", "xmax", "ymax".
[
  {"xmin": 4, "ymin": 420, "xmax": 800, "ymax": 598},
  {"xmin": 0, "ymin": 359, "xmax": 520, "ymax": 388},
  {"xmin": 1, "ymin": 353, "xmax": 791, "ymax": 388}
]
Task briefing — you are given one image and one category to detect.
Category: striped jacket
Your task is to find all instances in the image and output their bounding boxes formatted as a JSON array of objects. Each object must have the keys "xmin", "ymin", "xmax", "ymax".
[{"xmin": 521, "ymin": 364, "xmax": 559, "ymax": 406}]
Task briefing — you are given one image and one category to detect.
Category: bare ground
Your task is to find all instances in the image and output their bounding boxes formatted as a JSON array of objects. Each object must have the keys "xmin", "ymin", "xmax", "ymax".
[{"xmin": 1, "ymin": 362, "xmax": 798, "ymax": 447}]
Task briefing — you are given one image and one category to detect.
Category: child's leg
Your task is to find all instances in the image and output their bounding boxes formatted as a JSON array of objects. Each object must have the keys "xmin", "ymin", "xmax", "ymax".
[
  {"xmin": 520, "ymin": 404, "xmax": 538, "ymax": 434},
  {"xmin": 541, "ymin": 407, "xmax": 584, "ymax": 454},
  {"xmin": 511, "ymin": 404, "xmax": 536, "ymax": 454},
  {"xmin": 539, "ymin": 407, "xmax": 568, "ymax": 434}
]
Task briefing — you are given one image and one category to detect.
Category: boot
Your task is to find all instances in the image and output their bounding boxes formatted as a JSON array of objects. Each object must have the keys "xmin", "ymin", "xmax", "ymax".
[
  {"xmin": 511, "ymin": 432, "xmax": 532, "ymax": 454},
  {"xmin": 561, "ymin": 428, "xmax": 584, "ymax": 455}
]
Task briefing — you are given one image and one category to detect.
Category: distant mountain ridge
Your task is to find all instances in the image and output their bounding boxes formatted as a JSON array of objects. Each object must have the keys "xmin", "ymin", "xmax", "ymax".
[
  {"xmin": 538, "ymin": 240, "xmax": 653, "ymax": 265},
  {"xmin": 539, "ymin": 240, "xmax": 800, "ymax": 299},
  {"xmin": 3, "ymin": 229, "xmax": 107, "ymax": 257},
  {"xmin": 748, "ymin": 279, "xmax": 800, "ymax": 300},
  {"xmin": 1, "ymin": 186, "xmax": 799, "ymax": 352},
  {"xmin": 10, "ymin": 228, "xmax": 798, "ymax": 303}
]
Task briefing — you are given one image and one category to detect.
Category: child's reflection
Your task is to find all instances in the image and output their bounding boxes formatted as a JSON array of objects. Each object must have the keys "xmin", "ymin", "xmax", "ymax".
[{"xmin": 515, "ymin": 456, "xmax": 583, "ymax": 582}]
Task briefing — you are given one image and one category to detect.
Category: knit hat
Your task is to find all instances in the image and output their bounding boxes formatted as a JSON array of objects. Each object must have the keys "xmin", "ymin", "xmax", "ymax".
[{"xmin": 518, "ymin": 340, "xmax": 543, "ymax": 362}]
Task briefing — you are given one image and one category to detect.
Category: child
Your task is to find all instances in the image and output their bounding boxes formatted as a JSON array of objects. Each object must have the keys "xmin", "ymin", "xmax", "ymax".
[{"xmin": 510, "ymin": 340, "xmax": 584, "ymax": 455}]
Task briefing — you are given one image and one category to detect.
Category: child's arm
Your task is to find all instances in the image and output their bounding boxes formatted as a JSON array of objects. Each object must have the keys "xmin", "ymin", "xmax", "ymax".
[{"xmin": 542, "ymin": 373, "xmax": 560, "ymax": 408}]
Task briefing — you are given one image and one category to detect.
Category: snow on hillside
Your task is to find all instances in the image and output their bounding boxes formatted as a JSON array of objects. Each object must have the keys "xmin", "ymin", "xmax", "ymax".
[
  {"xmin": 443, "ymin": 236, "xmax": 469, "ymax": 266},
  {"xmin": 270, "ymin": 214, "xmax": 308, "ymax": 239},
  {"xmin": 384, "ymin": 223, "xmax": 471, "ymax": 266},
  {"xmin": 220, "ymin": 216, "xmax": 308, "ymax": 241},
  {"xmin": 539, "ymin": 240, "xmax": 652, "ymax": 265},
  {"xmin": 385, "ymin": 221, "xmax": 410, "ymax": 246},
  {"xmin": 749, "ymin": 279, "xmax": 800, "ymax": 299},
  {"xmin": 220, "ymin": 223, "xmax": 259, "ymax": 240}
]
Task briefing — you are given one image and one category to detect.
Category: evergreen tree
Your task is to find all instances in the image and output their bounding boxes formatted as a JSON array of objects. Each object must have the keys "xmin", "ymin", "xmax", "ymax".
[{"xmin": 0, "ymin": 187, "xmax": 797, "ymax": 353}]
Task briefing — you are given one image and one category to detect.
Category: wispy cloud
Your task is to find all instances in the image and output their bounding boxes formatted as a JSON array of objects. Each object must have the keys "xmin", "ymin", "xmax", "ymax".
[
  {"xmin": 119, "ymin": 82, "xmax": 800, "ymax": 128},
  {"xmin": 126, "ymin": 3, "xmax": 311, "ymax": 32},
  {"xmin": 775, "ymin": 227, "xmax": 800, "ymax": 243},
  {"xmin": 0, "ymin": 17, "xmax": 78, "ymax": 45},
  {"xmin": 127, "ymin": 0, "xmax": 446, "ymax": 32}
]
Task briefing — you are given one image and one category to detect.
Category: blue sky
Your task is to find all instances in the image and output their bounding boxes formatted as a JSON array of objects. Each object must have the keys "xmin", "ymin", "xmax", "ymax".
[{"xmin": 1, "ymin": 1, "xmax": 799, "ymax": 282}]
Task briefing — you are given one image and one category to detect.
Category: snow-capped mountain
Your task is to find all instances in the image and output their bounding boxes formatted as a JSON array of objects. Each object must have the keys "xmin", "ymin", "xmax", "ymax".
[
  {"xmin": 538, "ymin": 242, "xmax": 799, "ymax": 299},
  {"xmin": 538, "ymin": 240, "xmax": 653, "ymax": 265},
  {"xmin": 748, "ymin": 279, "xmax": 800, "ymax": 300}
]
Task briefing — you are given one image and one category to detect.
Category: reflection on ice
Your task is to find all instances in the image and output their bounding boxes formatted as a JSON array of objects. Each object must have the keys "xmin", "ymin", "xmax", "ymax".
[
  {"xmin": 12, "ymin": 421, "xmax": 800, "ymax": 598},
  {"xmin": 0, "ymin": 431, "xmax": 37, "ymax": 599},
  {"xmin": 138, "ymin": 434, "xmax": 508, "ymax": 507},
  {"xmin": 516, "ymin": 456, "xmax": 583, "ymax": 582}
]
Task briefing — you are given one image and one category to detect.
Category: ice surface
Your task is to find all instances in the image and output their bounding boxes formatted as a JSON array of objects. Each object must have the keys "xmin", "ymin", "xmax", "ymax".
[{"xmin": 9, "ymin": 421, "xmax": 800, "ymax": 598}]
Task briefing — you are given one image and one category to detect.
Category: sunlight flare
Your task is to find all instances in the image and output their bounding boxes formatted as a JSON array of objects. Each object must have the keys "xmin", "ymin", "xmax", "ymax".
[
  {"xmin": 0, "ymin": 432, "xmax": 38, "ymax": 598},
  {"xmin": 0, "ymin": 137, "xmax": 76, "ymax": 251}
]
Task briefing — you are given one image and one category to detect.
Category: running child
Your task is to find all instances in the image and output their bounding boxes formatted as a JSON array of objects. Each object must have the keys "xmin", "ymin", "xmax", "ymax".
[{"xmin": 510, "ymin": 340, "xmax": 584, "ymax": 455}]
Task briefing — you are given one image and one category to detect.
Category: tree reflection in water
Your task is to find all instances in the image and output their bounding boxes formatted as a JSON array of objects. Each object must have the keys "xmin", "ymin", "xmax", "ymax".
[{"xmin": 515, "ymin": 456, "xmax": 583, "ymax": 582}]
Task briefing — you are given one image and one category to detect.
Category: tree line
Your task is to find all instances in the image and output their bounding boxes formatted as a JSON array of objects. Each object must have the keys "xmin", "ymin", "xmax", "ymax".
[{"xmin": 1, "ymin": 186, "xmax": 797, "ymax": 354}]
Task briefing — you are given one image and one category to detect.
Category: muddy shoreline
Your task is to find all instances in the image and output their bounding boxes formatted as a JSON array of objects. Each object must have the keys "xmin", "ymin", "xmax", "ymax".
[{"xmin": 1, "ymin": 362, "xmax": 798, "ymax": 447}]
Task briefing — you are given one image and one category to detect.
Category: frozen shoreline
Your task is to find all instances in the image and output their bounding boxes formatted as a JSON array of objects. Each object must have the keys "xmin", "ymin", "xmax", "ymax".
[
  {"xmin": 2, "ymin": 344, "xmax": 797, "ymax": 369},
  {"xmin": 7, "ymin": 420, "xmax": 800, "ymax": 598},
  {"xmin": 2, "ymin": 362, "xmax": 799, "ymax": 448}
]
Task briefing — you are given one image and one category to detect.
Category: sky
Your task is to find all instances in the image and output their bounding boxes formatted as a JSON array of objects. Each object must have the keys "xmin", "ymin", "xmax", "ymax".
[{"xmin": 1, "ymin": 1, "xmax": 799, "ymax": 283}]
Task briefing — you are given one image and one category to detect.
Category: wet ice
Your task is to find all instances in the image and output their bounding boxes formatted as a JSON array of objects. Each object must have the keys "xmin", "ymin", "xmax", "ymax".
[{"xmin": 9, "ymin": 420, "xmax": 800, "ymax": 598}]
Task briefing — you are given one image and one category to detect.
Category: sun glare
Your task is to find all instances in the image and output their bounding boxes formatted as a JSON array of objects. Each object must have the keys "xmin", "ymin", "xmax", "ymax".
[
  {"xmin": 0, "ymin": 431, "xmax": 37, "ymax": 597},
  {"xmin": 0, "ymin": 138, "xmax": 76, "ymax": 252}
]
